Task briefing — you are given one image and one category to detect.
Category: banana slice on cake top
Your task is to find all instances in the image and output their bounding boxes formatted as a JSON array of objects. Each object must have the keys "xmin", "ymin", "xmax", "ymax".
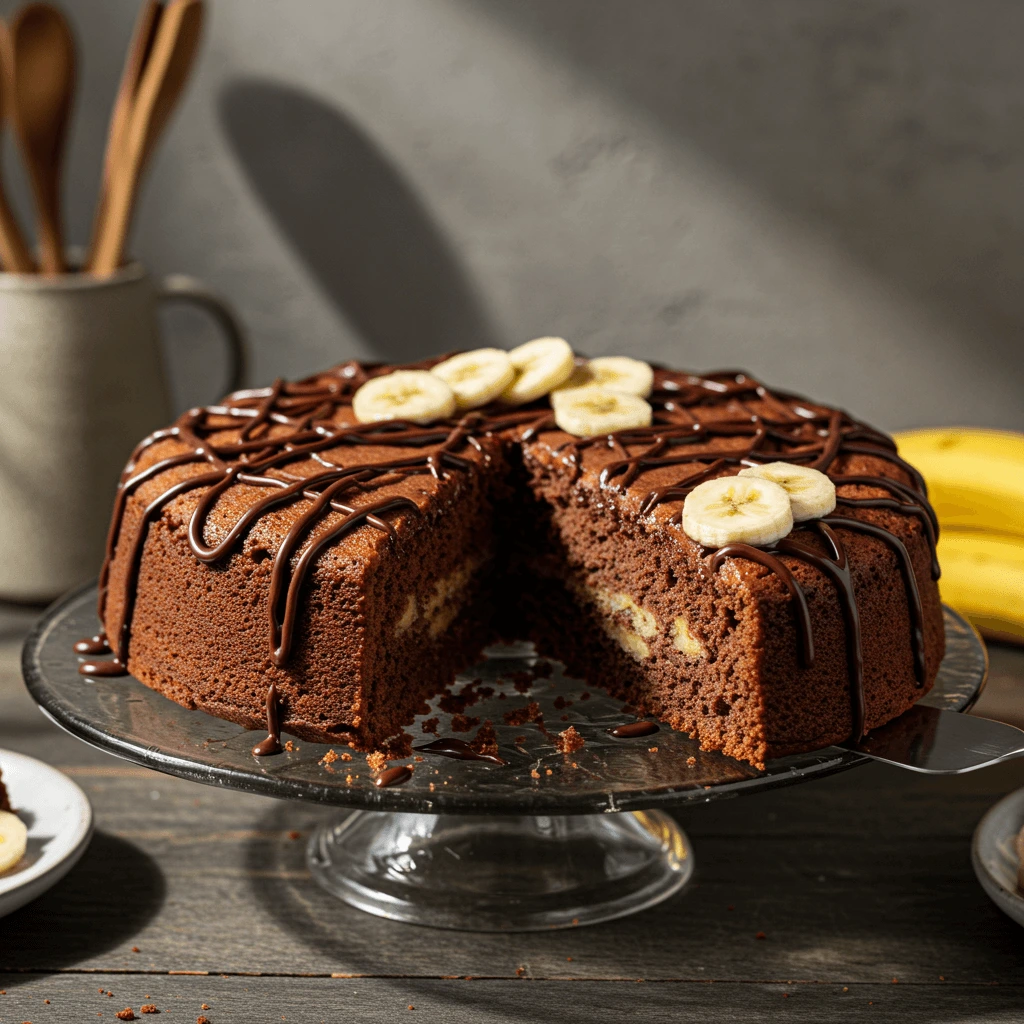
[
  {"xmin": 501, "ymin": 337, "xmax": 575, "ymax": 405},
  {"xmin": 430, "ymin": 349, "xmax": 515, "ymax": 411},
  {"xmin": 557, "ymin": 356, "xmax": 654, "ymax": 398},
  {"xmin": 552, "ymin": 386, "xmax": 652, "ymax": 437},
  {"xmin": 682, "ymin": 476, "xmax": 794, "ymax": 548},
  {"xmin": 353, "ymin": 370, "xmax": 456, "ymax": 424},
  {"xmin": 738, "ymin": 462, "xmax": 836, "ymax": 521}
]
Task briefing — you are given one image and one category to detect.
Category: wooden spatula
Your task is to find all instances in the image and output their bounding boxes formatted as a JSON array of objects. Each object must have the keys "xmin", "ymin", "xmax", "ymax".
[
  {"xmin": 89, "ymin": 0, "xmax": 203, "ymax": 277},
  {"xmin": 5, "ymin": 3, "xmax": 75, "ymax": 275},
  {"xmin": 0, "ymin": 20, "xmax": 34, "ymax": 272},
  {"xmin": 85, "ymin": 0, "xmax": 163, "ymax": 270}
]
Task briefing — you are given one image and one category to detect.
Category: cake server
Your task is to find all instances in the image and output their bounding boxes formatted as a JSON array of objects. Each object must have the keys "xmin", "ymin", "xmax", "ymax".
[{"xmin": 843, "ymin": 704, "xmax": 1024, "ymax": 774}]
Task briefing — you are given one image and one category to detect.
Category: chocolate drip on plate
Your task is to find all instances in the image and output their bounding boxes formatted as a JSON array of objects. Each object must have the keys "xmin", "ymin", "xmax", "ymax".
[
  {"xmin": 374, "ymin": 764, "xmax": 413, "ymax": 788},
  {"xmin": 252, "ymin": 681, "xmax": 283, "ymax": 756},
  {"xmin": 415, "ymin": 737, "xmax": 507, "ymax": 765},
  {"xmin": 607, "ymin": 721, "xmax": 660, "ymax": 738},
  {"xmin": 78, "ymin": 657, "xmax": 128, "ymax": 678},
  {"xmin": 74, "ymin": 633, "xmax": 110, "ymax": 655}
]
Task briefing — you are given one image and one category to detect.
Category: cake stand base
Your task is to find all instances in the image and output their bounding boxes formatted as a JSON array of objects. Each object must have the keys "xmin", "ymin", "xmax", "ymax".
[{"xmin": 307, "ymin": 810, "xmax": 692, "ymax": 931}]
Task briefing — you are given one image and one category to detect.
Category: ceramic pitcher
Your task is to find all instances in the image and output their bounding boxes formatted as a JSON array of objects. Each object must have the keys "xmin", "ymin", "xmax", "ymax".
[{"xmin": 0, "ymin": 260, "xmax": 246, "ymax": 602}]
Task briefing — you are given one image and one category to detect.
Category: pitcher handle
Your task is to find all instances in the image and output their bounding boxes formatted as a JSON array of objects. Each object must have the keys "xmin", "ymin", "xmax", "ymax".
[{"xmin": 158, "ymin": 274, "xmax": 248, "ymax": 395}]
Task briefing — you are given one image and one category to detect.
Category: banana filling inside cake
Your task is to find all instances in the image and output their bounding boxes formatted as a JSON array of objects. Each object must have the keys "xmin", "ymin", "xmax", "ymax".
[{"xmin": 81, "ymin": 340, "xmax": 944, "ymax": 769}]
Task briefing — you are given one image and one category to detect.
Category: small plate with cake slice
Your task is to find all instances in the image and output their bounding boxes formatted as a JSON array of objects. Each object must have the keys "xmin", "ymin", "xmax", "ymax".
[
  {"xmin": 0, "ymin": 749, "xmax": 93, "ymax": 919},
  {"xmin": 973, "ymin": 786, "xmax": 1024, "ymax": 928}
]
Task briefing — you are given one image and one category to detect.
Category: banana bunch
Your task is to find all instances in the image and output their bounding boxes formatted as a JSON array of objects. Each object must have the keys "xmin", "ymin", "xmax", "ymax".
[
  {"xmin": 894, "ymin": 428, "xmax": 1024, "ymax": 642},
  {"xmin": 352, "ymin": 338, "xmax": 656, "ymax": 437}
]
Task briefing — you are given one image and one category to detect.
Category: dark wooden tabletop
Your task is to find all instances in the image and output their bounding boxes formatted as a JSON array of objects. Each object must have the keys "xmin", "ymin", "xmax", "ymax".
[{"xmin": 1, "ymin": 602, "xmax": 1023, "ymax": 1024}]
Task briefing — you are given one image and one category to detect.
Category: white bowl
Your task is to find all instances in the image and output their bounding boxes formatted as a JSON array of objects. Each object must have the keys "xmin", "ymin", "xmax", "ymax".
[
  {"xmin": 0, "ymin": 748, "xmax": 93, "ymax": 918},
  {"xmin": 972, "ymin": 786, "xmax": 1024, "ymax": 928}
]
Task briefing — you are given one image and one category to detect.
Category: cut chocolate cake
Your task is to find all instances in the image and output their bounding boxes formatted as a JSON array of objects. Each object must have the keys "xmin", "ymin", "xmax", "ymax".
[
  {"xmin": 83, "ymin": 342, "xmax": 944, "ymax": 768},
  {"xmin": 0, "ymin": 767, "xmax": 10, "ymax": 813}
]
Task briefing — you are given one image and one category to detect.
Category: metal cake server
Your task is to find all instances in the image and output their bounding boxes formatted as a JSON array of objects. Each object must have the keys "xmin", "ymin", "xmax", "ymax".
[{"xmin": 844, "ymin": 705, "xmax": 1024, "ymax": 774}]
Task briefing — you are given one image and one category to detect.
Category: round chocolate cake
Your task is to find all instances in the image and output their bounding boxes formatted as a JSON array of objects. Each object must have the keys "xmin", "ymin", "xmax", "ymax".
[{"xmin": 83, "ymin": 344, "xmax": 944, "ymax": 768}]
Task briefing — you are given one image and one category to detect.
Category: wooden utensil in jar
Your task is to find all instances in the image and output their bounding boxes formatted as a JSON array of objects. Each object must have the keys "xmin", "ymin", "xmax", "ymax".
[
  {"xmin": 4, "ymin": 2, "xmax": 75, "ymax": 275},
  {"xmin": 89, "ymin": 0, "xmax": 203, "ymax": 277},
  {"xmin": 0, "ymin": 20, "xmax": 35, "ymax": 272}
]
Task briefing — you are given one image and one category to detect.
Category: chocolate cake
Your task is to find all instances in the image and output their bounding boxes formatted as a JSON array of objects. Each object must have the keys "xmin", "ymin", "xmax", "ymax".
[{"xmin": 82, "ymin": 350, "xmax": 944, "ymax": 768}]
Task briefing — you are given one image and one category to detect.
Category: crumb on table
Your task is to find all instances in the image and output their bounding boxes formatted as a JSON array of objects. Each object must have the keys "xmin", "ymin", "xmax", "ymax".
[
  {"xmin": 319, "ymin": 749, "xmax": 340, "ymax": 766},
  {"xmin": 555, "ymin": 726, "xmax": 585, "ymax": 754},
  {"xmin": 366, "ymin": 750, "xmax": 387, "ymax": 773}
]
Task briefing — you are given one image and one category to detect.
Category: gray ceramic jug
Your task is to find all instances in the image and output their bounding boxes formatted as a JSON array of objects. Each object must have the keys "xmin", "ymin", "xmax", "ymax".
[{"xmin": 0, "ymin": 260, "xmax": 245, "ymax": 602}]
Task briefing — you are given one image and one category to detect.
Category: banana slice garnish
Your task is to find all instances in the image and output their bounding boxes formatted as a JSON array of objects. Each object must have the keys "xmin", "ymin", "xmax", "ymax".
[
  {"xmin": 431, "ymin": 349, "xmax": 515, "ymax": 411},
  {"xmin": 352, "ymin": 370, "xmax": 456, "ymax": 425},
  {"xmin": 501, "ymin": 336, "xmax": 575, "ymax": 405},
  {"xmin": 556, "ymin": 356, "xmax": 654, "ymax": 398},
  {"xmin": 682, "ymin": 476, "xmax": 794, "ymax": 548},
  {"xmin": 551, "ymin": 386, "xmax": 653, "ymax": 437},
  {"xmin": 738, "ymin": 462, "xmax": 836, "ymax": 521},
  {"xmin": 0, "ymin": 810, "xmax": 27, "ymax": 873}
]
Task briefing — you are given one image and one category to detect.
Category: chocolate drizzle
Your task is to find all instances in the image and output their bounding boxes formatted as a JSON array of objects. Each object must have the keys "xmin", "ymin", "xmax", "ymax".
[
  {"xmin": 89, "ymin": 360, "xmax": 939, "ymax": 747},
  {"xmin": 415, "ymin": 737, "xmax": 507, "ymax": 765},
  {"xmin": 252, "ymin": 682, "xmax": 283, "ymax": 756}
]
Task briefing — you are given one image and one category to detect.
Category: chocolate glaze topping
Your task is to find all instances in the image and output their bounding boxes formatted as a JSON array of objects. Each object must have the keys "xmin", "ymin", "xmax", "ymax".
[
  {"xmin": 90, "ymin": 361, "xmax": 939, "ymax": 746},
  {"xmin": 415, "ymin": 737, "xmax": 507, "ymax": 766},
  {"xmin": 74, "ymin": 633, "xmax": 111, "ymax": 655}
]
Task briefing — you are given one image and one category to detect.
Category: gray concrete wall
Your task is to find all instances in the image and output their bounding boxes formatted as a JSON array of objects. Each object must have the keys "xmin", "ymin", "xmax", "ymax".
[{"xmin": 2, "ymin": 0, "xmax": 1021, "ymax": 430}]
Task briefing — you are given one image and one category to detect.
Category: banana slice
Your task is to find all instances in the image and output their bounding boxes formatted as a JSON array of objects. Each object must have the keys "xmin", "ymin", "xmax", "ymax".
[
  {"xmin": 501, "ymin": 336, "xmax": 575, "ymax": 405},
  {"xmin": 566, "ymin": 356, "xmax": 654, "ymax": 398},
  {"xmin": 0, "ymin": 810, "xmax": 27, "ymax": 873},
  {"xmin": 551, "ymin": 386, "xmax": 653, "ymax": 437},
  {"xmin": 682, "ymin": 476, "xmax": 794, "ymax": 548},
  {"xmin": 430, "ymin": 349, "xmax": 515, "ymax": 410},
  {"xmin": 352, "ymin": 370, "xmax": 456, "ymax": 424},
  {"xmin": 738, "ymin": 462, "xmax": 836, "ymax": 521}
]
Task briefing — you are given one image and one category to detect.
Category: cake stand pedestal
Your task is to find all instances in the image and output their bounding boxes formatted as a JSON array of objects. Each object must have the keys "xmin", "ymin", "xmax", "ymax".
[{"xmin": 23, "ymin": 585, "xmax": 986, "ymax": 931}]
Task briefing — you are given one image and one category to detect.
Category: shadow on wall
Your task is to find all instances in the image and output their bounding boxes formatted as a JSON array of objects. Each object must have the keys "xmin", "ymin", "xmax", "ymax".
[
  {"xmin": 219, "ymin": 78, "xmax": 497, "ymax": 364},
  {"xmin": 468, "ymin": 0, "xmax": 1024, "ymax": 384}
]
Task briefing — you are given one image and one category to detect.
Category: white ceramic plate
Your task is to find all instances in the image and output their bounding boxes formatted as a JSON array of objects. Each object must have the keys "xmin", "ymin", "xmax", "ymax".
[
  {"xmin": 972, "ymin": 786, "xmax": 1024, "ymax": 928},
  {"xmin": 0, "ymin": 748, "xmax": 93, "ymax": 918}
]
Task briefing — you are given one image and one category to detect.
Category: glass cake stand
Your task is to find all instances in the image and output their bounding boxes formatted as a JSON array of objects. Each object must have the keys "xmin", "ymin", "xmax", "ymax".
[{"xmin": 23, "ymin": 583, "xmax": 987, "ymax": 931}]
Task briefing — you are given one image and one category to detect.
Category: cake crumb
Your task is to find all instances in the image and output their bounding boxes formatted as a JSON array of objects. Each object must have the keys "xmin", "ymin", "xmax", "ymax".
[
  {"xmin": 560, "ymin": 714, "xmax": 569, "ymax": 722},
  {"xmin": 545, "ymin": 768, "xmax": 553, "ymax": 775},
  {"xmin": 515, "ymin": 966, "xmax": 526, "ymax": 977},
  {"xmin": 515, "ymin": 735, "xmax": 526, "ymax": 744},
  {"xmin": 283, "ymin": 740, "xmax": 297, "ymax": 752},
  {"xmin": 340, "ymin": 751, "xmax": 353, "ymax": 761},
  {"xmin": 140, "ymin": 1006, "xmax": 159, "ymax": 1014},
  {"xmin": 755, "ymin": 931, "xmax": 767, "ymax": 940},
  {"xmin": 319, "ymin": 749, "xmax": 340, "ymax": 766},
  {"xmin": 408, "ymin": 1005, "xmax": 414, "ymax": 1011},
  {"xmin": 414, "ymin": 755, "xmax": 424, "ymax": 762},
  {"xmin": 555, "ymin": 726, "xmax": 585, "ymax": 754},
  {"xmin": 503, "ymin": 702, "xmax": 542, "ymax": 727},
  {"xmin": 287, "ymin": 831, "xmax": 301, "ymax": 841},
  {"xmin": 198, "ymin": 1017, "xmax": 211, "ymax": 1024},
  {"xmin": 429, "ymin": 782, "xmax": 435, "ymax": 791},
  {"xmin": 422, "ymin": 717, "xmax": 440, "ymax": 734},
  {"xmin": 686, "ymin": 756, "xmax": 696, "ymax": 767},
  {"xmin": 131, "ymin": 946, "xmax": 140, "ymax": 953},
  {"xmin": 648, "ymin": 746, "xmax": 658, "ymax": 753},
  {"xmin": 345, "ymin": 774, "xmax": 354, "ymax": 785},
  {"xmin": 450, "ymin": 713, "xmax": 479, "ymax": 732},
  {"xmin": 580, "ymin": 691, "xmax": 591, "ymax": 700},
  {"xmin": 115, "ymin": 1010, "xmax": 136, "ymax": 1021},
  {"xmin": 566, "ymin": 956, "xmax": 573, "ymax": 961},
  {"xmin": 530, "ymin": 769, "xmax": 540, "ymax": 779},
  {"xmin": 366, "ymin": 750, "xmax": 387, "ymax": 773}
]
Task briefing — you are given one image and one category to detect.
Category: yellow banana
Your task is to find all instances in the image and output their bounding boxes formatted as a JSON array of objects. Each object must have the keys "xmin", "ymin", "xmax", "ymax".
[
  {"xmin": 893, "ymin": 428, "xmax": 1024, "ymax": 538},
  {"xmin": 936, "ymin": 529, "xmax": 1024, "ymax": 641}
]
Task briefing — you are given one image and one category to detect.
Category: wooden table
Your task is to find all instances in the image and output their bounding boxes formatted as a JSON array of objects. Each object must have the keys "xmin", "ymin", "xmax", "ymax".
[{"xmin": 1, "ymin": 602, "xmax": 1023, "ymax": 1023}]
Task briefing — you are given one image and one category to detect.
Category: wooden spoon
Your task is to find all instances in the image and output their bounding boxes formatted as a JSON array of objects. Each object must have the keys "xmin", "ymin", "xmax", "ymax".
[
  {"xmin": 5, "ymin": 3, "xmax": 75, "ymax": 275},
  {"xmin": 89, "ymin": 0, "xmax": 203, "ymax": 277},
  {"xmin": 85, "ymin": 0, "xmax": 163, "ymax": 270},
  {"xmin": 0, "ymin": 21, "xmax": 35, "ymax": 272}
]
